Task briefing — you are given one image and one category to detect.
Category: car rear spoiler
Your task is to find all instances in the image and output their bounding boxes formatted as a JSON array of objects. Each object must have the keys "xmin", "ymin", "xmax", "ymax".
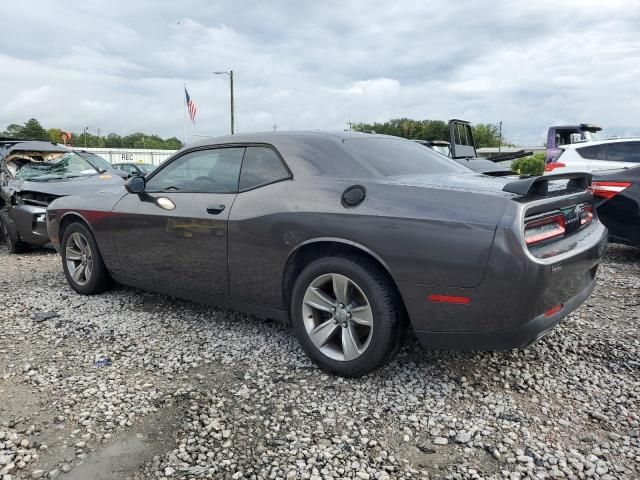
[
  {"xmin": 502, "ymin": 172, "xmax": 592, "ymax": 197},
  {"xmin": 485, "ymin": 150, "xmax": 533, "ymax": 163}
]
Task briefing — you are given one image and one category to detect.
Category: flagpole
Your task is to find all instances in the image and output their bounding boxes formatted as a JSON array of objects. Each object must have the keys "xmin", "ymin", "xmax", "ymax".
[{"xmin": 183, "ymin": 83, "xmax": 187, "ymax": 145}]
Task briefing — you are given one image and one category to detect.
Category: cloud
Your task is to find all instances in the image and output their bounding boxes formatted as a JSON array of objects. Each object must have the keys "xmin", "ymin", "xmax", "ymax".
[{"xmin": 0, "ymin": 0, "xmax": 639, "ymax": 145}]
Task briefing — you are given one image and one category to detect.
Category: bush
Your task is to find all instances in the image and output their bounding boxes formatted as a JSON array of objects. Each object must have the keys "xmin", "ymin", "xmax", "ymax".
[{"xmin": 512, "ymin": 153, "xmax": 545, "ymax": 176}]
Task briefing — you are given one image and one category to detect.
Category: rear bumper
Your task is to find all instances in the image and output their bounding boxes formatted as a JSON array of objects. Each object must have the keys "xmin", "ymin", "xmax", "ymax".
[
  {"xmin": 414, "ymin": 276, "xmax": 596, "ymax": 350},
  {"xmin": 400, "ymin": 219, "xmax": 608, "ymax": 351}
]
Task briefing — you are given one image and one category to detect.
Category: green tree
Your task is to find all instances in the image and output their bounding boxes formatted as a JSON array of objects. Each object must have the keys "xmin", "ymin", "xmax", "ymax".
[
  {"xmin": 1, "ymin": 123, "xmax": 24, "ymax": 138},
  {"xmin": 354, "ymin": 118, "xmax": 506, "ymax": 147},
  {"xmin": 471, "ymin": 123, "xmax": 501, "ymax": 148},
  {"xmin": 104, "ymin": 133, "xmax": 122, "ymax": 148},
  {"xmin": 47, "ymin": 128, "xmax": 62, "ymax": 143},
  {"xmin": 3, "ymin": 120, "xmax": 183, "ymax": 150},
  {"xmin": 20, "ymin": 118, "xmax": 49, "ymax": 140}
]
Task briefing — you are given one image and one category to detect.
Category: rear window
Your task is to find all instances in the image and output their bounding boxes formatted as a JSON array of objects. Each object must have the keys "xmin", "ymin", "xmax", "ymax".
[
  {"xmin": 343, "ymin": 137, "xmax": 468, "ymax": 177},
  {"xmin": 577, "ymin": 145, "xmax": 600, "ymax": 160}
]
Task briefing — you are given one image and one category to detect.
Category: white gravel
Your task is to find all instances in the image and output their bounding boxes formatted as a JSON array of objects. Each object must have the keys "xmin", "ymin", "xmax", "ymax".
[{"xmin": 0, "ymin": 243, "xmax": 638, "ymax": 479}]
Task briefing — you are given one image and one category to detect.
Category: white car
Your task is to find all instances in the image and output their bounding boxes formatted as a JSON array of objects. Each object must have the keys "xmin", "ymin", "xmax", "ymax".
[{"xmin": 545, "ymin": 138, "xmax": 640, "ymax": 174}]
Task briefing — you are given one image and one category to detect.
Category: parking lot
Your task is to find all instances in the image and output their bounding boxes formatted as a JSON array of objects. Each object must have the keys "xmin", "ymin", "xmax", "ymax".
[{"xmin": 0, "ymin": 244, "xmax": 638, "ymax": 479}]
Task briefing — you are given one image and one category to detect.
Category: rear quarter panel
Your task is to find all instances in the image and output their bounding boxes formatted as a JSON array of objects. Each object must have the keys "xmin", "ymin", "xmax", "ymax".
[{"xmin": 227, "ymin": 178, "xmax": 509, "ymax": 309}]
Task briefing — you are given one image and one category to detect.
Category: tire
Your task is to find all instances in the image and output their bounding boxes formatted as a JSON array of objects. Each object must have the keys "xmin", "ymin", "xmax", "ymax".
[
  {"xmin": 61, "ymin": 222, "xmax": 112, "ymax": 294},
  {"xmin": 290, "ymin": 255, "xmax": 404, "ymax": 377},
  {"xmin": 0, "ymin": 210, "xmax": 30, "ymax": 254}
]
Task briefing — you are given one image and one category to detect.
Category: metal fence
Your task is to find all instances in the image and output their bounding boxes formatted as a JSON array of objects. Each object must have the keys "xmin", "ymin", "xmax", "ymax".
[{"xmin": 81, "ymin": 148, "xmax": 178, "ymax": 166}]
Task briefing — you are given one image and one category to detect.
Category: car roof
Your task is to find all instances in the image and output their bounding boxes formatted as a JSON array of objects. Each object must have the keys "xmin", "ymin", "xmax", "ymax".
[
  {"xmin": 560, "ymin": 137, "xmax": 640, "ymax": 150},
  {"xmin": 2, "ymin": 140, "xmax": 69, "ymax": 154},
  {"xmin": 183, "ymin": 131, "xmax": 410, "ymax": 179},
  {"xmin": 187, "ymin": 130, "xmax": 394, "ymax": 148}
]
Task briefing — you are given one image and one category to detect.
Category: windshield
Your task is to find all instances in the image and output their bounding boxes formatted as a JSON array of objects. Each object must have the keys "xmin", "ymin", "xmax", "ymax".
[
  {"xmin": 582, "ymin": 131, "xmax": 599, "ymax": 142},
  {"xmin": 343, "ymin": 137, "xmax": 468, "ymax": 177},
  {"xmin": 431, "ymin": 145, "xmax": 451, "ymax": 157},
  {"xmin": 137, "ymin": 164, "xmax": 155, "ymax": 173},
  {"xmin": 76, "ymin": 152, "xmax": 113, "ymax": 172},
  {"xmin": 14, "ymin": 152, "xmax": 99, "ymax": 181}
]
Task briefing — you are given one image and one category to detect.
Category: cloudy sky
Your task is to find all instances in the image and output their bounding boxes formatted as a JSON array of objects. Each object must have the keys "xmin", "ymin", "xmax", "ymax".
[{"xmin": 1, "ymin": 0, "xmax": 639, "ymax": 145}]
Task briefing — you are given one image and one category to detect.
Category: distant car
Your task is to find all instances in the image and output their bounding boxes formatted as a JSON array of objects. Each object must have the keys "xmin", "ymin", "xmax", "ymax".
[
  {"xmin": 112, "ymin": 162, "xmax": 156, "ymax": 176},
  {"xmin": 416, "ymin": 139, "xmax": 451, "ymax": 157},
  {"xmin": 545, "ymin": 123, "xmax": 602, "ymax": 163},
  {"xmin": 0, "ymin": 141, "xmax": 124, "ymax": 253},
  {"xmin": 592, "ymin": 166, "xmax": 640, "ymax": 248},
  {"xmin": 73, "ymin": 151, "xmax": 130, "ymax": 179},
  {"xmin": 545, "ymin": 138, "xmax": 640, "ymax": 174},
  {"xmin": 47, "ymin": 131, "xmax": 606, "ymax": 377}
]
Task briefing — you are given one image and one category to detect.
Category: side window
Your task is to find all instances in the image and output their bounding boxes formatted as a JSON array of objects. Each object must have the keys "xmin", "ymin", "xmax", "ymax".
[
  {"xmin": 121, "ymin": 165, "xmax": 134, "ymax": 173},
  {"xmin": 239, "ymin": 147, "xmax": 290, "ymax": 190},
  {"xmin": 577, "ymin": 145, "xmax": 599, "ymax": 160},
  {"xmin": 146, "ymin": 147, "xmax": 245, "ymax": 193},
  {"xmin": 605, "ymin": 142, "xmax": 640, "ymax": 163}
]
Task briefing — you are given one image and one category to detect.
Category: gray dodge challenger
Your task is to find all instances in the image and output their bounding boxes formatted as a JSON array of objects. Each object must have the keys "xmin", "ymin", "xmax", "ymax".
[{"xmin": 46, "ymin": 131, "xmax": 608, "ymax": 377}]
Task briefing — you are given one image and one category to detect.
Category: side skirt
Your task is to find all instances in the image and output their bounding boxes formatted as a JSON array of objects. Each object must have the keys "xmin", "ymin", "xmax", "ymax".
[{"xmin": 110, "ymin": 273, "xmax": 289, "ymax": 322}]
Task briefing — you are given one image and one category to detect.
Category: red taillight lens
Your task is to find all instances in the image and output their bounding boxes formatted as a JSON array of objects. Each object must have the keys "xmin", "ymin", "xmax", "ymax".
[
  {"xmin": 525, "ymin": 214, "xmax": 566, "ymax": 246},
  {"xmin": 591, "ymin": 181, "xmax": 632, "ymax": 199},
  {"xmin": 544, "ymin": 162, "xmax": 566, "ymax": 172},
  {"xmin": 580, "ymin": 204, "xmax": 593, "ymax": 226}
]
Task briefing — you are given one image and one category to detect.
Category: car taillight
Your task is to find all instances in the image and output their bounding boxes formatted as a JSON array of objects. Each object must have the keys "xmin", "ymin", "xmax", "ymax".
[
  {"xmin": 524, "ymin": 213, "xmax": 566, "ymax": 246},
  {"xmin": 580, "ymin": 204, "xmax": 593, "ymax": 226},
  {"xmin": 544, "ymin": 162, "xmax": 566, "ymax": 172},
  {"xmin": 591, "ymin": 181, "xmax": 632, "ymax": 199}
]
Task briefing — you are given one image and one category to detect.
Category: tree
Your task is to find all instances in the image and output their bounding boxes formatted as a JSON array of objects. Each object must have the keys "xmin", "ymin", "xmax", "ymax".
[
  {"xmin": 353, "ymin": 118, "xmax": 506, "ymax": 147},
  {"xmin": 2, "ymin": 119, "xmax": 184, "ymax": 150},
  {"xmin": 471, "ymin": 123, "xmax": 501, "ymax": 148},
  {"xmin": 1, "ymin": 123, "xmax": 24, "ymax": 138},
  {"xmin": 20, "ymin": 118, "xmax": 49, "ymax": 140},
  {"xmin": 47, "ymin": 128, "xmax": 62, "ymax": 144}
]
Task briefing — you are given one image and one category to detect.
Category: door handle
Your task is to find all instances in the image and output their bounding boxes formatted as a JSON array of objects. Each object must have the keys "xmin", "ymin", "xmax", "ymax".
[{"xmin": 206, "ymin": 204, "xmax": 226, "ymax": 215}]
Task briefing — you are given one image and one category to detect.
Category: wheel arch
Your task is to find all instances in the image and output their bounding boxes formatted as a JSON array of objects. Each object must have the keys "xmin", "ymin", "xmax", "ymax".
[
  {"xmin": 57, "ymin": 211, "xmax": 98, "ymax": 244},
  {"xmin": 281, "ymin": 238, "xmax": 407, "ymax": 322}
]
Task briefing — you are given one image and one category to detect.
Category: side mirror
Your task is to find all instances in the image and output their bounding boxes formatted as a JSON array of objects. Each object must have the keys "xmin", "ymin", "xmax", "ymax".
[{"xmin": 125, "ymin": 175, "xmax": 146, "ymax": 194}]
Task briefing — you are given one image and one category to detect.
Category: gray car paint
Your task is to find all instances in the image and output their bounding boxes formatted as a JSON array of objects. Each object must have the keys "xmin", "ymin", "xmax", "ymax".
[{"xmin": 46, "ymin": 131, "xmax": 607, "ymax": 350}]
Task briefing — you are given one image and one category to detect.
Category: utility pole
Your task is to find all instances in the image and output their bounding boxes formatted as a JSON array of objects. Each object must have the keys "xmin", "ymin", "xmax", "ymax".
[
  {"xmin": 498, "ymin": 121, "xmax": 503, "ymax": 153},
  {"xmin": 347, "ymin": 114, "xmax": 353, "ymax": 132},
  {"xmin": 83, "ymin": 126, "xmax": 89, "ymax": 148},
  {"xmin": 214, "ymin": 70, "xmax": 235, "ymax": 135},
  {"xmin": 230, "ymin": 70, "xmax": 234, "ymax": 135}
]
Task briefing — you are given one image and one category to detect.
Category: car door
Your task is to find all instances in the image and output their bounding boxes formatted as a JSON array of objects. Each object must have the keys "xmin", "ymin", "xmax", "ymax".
[
  {"xmin": 227, "ymin": 146, "xmax": 293, "ymax": 307},
  {"xmin": 112, "ymin": 146, "xmax": 245, "ymax": 298}
]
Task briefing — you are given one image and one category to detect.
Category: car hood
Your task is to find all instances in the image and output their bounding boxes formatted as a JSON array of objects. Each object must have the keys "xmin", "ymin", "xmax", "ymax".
[{"xmin": 9, "ymin": 173, "xmax": 125, "ymax": 196}]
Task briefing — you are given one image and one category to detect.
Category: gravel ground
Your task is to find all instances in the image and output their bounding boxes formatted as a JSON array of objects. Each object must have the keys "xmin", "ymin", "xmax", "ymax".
[{"xmin": 0, "ymin": 244, "xmax": 638, "ymax": 480}]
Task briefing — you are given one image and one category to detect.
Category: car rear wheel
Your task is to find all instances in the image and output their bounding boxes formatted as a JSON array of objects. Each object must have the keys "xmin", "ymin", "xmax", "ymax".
[
  {"xmin": 290, "ymin": 255, "xmax": 403, "ymax": 377},
  {"xmin": 0, "ymin": 210, "xmax": 30, "ymax": 254},
  {"xmin": 61, "ymin": 222, "xmax": 112, "ymax": 294}
]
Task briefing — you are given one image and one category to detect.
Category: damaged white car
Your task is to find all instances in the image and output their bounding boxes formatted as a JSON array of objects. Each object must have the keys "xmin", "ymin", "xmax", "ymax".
[{"xmin": 0, "ymin": 140, "xmax": 124, "ymax": 253}]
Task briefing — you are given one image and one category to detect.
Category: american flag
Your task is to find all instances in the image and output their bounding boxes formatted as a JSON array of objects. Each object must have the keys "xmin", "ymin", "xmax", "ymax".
[{"xmin": 185, "ymin": 88, "xmax": 197, "ymax": 124}]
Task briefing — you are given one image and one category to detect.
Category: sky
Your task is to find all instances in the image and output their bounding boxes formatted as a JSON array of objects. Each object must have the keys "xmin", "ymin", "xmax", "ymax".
[{"xmin": 1, "ymin": 0, "xmax": 639, "ymax": 146}]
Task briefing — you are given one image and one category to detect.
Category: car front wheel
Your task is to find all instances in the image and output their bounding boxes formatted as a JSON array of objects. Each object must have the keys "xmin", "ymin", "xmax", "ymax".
[
  {"xmin": 290, "ymin": 255, "xmax": 403, "ymax": 377},
  {"xmin": 61, "ymin": 222, "xmax": 112, "ymax": 294}
]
